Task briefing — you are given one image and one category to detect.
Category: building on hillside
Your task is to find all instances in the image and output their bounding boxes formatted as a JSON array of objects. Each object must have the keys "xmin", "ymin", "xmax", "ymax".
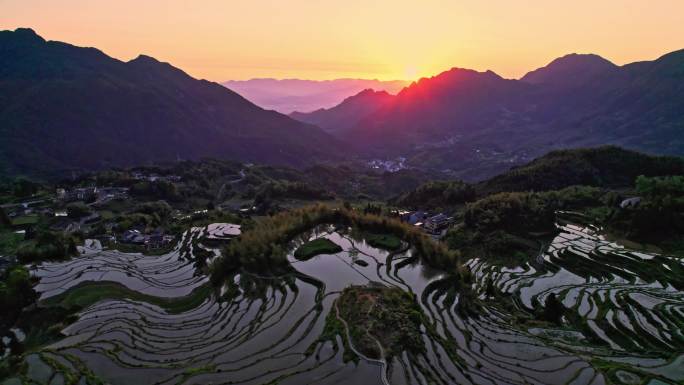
[
  {"xmin": 60, "ymin": 187, "xmax": 98, "ymax": 202},
  {"xmin": 146, "ymin": 228, "xmax": 174, "ymax": 249},
  {"xmin": 97, "ymin": 187, "xmax": 129, "ymax": 200},
  {"xmin": 402, "ymin": 211, "xmax": 429, "ymax": 225},
  {"xmin": 424, "ymin": 213, "xmax": 453, "ymax": 234},
  {"xmin": 122, "ymin": 230, "xmax": 146, "ymax": 245}
]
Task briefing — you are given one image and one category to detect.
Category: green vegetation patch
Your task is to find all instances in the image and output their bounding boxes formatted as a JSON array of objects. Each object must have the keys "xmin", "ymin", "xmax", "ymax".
[
  {"xmin": 394, "ymin": 180, "xmax": 475, "ymax": 210},
  {"xmin": 16, "ymin": 231, "xmax": 77, "ymax": 264},
  {"xmin": 0, "ymin": 231, "xmax": 24, "ymax": 256},
  {"xmin": 11, "ymin": 215, "xmax": 39, "ymax": 227},
  {"xmin": 365, "ymin": 233, "xmax": 401, "ymax": 251},
  {"xmin": 41, "ymin": 281, "xmax": 212, "ymax": 314},
  {"xmin": 294, "ymin": 238, "xmax": 342, "ymax": 260},
  {"xmin": 337, "ymin": 285, "xmax": 426, "ymax": 359}
]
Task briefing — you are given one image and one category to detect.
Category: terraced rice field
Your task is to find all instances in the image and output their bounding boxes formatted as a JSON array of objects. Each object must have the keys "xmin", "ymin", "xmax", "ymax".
[{"xmin": 9, "ymin": 220, "xmax": 684, "ymax": 385}]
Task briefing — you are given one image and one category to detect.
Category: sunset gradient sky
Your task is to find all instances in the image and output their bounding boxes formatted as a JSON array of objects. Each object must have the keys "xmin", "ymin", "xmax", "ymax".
[{"xmin": 2, "ymin": 0, "xmax": 683, "ymax": 81}]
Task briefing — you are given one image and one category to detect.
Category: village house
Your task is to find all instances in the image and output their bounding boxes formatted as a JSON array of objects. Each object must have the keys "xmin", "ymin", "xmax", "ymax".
[
  {"xmin": 122, "ymin": 229, "xmax": 146, "ymax": 245},
  {"xmin": 121, "ymin": 228, "xmax": 174, "ymax": 249},
  {"xmin": 399, "ymin": 210, "xmax": 453, "ymax": 235},
  {"xmin": 59, "ymin": 187, "xmax": 98, "ymax": 202},
  {"xmin": 97, "ymin": 187, "xmax": 129, "ymax": 200},
  {"xmin": 401, "ymin": 211, "xmax": 429, "ymax": 225},
  {"xmin": 146, "ymin": 228, "xmax": 174, "ymax": 249},
  {"xmin": 423, "ymin": 213, "xmax": 453, "ymax": 234}
]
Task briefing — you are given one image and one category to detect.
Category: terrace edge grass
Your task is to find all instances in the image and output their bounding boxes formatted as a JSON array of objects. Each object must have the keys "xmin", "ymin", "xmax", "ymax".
[
  {"xmin": 364, "ymin": 233, "xmax": 402, "ymax": 251},
  {"xmin": 294, "ymin": 238, "xmax": 342, "ymax": 260},
  {"xmin": 40, "ymin": 281, "xmax": 213, "ymax": 314}
]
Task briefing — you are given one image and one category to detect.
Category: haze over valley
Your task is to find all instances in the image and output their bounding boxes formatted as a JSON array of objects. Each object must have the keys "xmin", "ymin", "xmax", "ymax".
[{"xmin": 223, "ymin": 78, "xmax": 408, "ymax": 114}]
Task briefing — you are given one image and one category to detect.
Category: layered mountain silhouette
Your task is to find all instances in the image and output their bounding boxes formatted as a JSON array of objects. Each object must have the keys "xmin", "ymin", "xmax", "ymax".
[
  {"xmin": 222, "ymin": 78, "xmax": 408, "ymax": 114},
  {"xmin": 290, "ymin": 89, "xmax": 394, "ymax": 134},
  {"xmin": 292, "ymin": 50, "xmax": 684, "ymax": 176},
  {"xmin": 3, "ymin": 28, "xmax": 682, "ymax": 179},
  {"xmin": 0, "ymin": 28, "xmax": 342, "ymax": 177}
]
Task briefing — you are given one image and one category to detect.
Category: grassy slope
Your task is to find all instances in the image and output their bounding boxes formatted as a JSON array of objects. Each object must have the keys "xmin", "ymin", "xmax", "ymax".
[
  {"xmin": 364, "ymin": 233, "xmax": 402, "ymax": 251},
  {"xmin": 294, "ymin": 238, "xmax": 342, "ymax": 260},
  {"xmin": 41, "ymin": 281, "xmax": 212, "ymax": 314}
]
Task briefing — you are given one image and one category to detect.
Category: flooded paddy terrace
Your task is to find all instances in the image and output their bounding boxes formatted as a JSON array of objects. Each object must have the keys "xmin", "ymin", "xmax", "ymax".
[{"xmin": 8, "ymin": 218, "xmax": 684, "ymax": 385}]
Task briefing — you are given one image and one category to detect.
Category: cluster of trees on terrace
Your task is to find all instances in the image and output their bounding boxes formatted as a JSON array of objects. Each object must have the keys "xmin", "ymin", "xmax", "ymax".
[
  {"xmin": 0, "ymin": 266, "xmax": 36, "ymax": 329},
  {"xmin": 16, "ymin": 230, "xmax": 78, "ymax": 264},
  {"xmin": 445, "ymin": 186, "xmax": 618, "ymax": 262},
  {"xmin": 610, "ymin": 175, "xmax": 684, "ymax": 247}
]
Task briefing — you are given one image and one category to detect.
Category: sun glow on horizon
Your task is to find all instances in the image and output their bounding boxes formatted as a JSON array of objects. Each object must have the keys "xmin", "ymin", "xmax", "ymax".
[
  {"xmin": 1, "ymin": 0, "xmax": 683, "ymax": 82},
  {"xmin": 403, "ymin": 65, "xmax": 421, "ymax": 81}
]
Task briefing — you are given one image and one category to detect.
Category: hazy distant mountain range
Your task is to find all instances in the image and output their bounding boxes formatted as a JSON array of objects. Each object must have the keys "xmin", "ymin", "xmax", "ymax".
[
  {"xmin": 0, "ymin": 28, "xmax": 342, "ymax": 177},
  {"xmin": 222, "ymin": 78, "xmax": 408, "ymax": 114},
  {"xmin": 292, "ymin": 50, "xmax": 684, "ymax": 179}
]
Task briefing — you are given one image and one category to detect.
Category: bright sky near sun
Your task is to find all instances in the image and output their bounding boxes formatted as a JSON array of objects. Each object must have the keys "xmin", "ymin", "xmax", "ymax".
[{"xmin": 2, "ymin": 0, "xmax": 683, "ymax": 81}]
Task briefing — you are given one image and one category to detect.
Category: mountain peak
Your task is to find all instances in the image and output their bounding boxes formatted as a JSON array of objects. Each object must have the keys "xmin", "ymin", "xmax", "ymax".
[
  {"xmin": 129, "ymin": 54, "xmax": 161, "ymax": 64},
  {"xmin": 521, "ymin": 53, "xmax": 617, "ymax": 85},
  {"xmin": 0, "ymin": 27, "xmax": 45, "ymax": 45},
  {"xmin": 353, "ymin": 88, "xmax": 390, "ymax": 98},
  {"xmin": 438, "ymin": 67, "xmax": 503, "ymax": 80}
]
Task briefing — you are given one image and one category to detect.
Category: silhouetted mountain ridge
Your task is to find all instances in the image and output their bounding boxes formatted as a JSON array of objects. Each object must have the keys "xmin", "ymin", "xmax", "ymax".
[
  {"xmin": 290, "ymin": 89, "xmax": 393, "ymax": 134},
  {"xmin": 0, "ymin": 28, "xmax": 342, "ymax": 177},
  {"xmin": 291, "ymin": 49, "xmax": 684, "ymax": 169},
  {"xmin": 520, "ymin": 53, "xmax": 618, "ymax": 86}
]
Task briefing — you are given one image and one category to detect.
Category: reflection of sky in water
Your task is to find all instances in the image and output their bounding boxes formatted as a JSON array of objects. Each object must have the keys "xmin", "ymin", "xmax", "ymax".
[{"xmin": 21, "ymin": 224, "xmax": 684, "ymax": 385}]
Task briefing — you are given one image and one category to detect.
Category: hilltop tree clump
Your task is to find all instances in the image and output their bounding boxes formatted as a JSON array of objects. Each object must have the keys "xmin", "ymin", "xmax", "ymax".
[
  {"xmin": 0, "ymin": 207, "xmax": 11, "ymax": 228},
  {"xmin": 16, "ymin": 231, "xmax": 78, "ymax": 264},
  {"xmin": 609, "ymin": 175, "xmax": 684, "ymax": 246},
  {"xmin": 393, "ymin": 180, "xmax": 475, "ymax": 210},
  {"xmin": 446, "ymin": 186, "xmax": 610, "ymax": 264},
  {"xmin": 0, "ymin": 266, "xmax": 38, "ymax": 329},
  {"xmin": 478, "ymin": 146, "xmax": 684, "ymax": 194},
  {"xmin": 464, "ymin": 192, "xmax": 556, "ymax": 235},
  {"xmin": 336, "ymin": 286, "xmax": 426, "ymax": 359}
]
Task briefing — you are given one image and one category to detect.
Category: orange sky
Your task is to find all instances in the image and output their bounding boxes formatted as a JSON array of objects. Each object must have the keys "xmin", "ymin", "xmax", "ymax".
[{"xmin": 2, "ymin": 0, "xmax": 683, "ymax": 81}]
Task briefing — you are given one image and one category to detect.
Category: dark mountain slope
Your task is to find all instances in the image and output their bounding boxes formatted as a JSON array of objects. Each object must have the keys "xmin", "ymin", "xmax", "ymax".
[
  {"xmin": 290, "ymin": 89, "xmax": 394, "ymax": 134},
  {"xmin": 0, "ymin": 28, "xmax": 341, "ymax": 177},
  {"xmin": 343, "ymin": 68, "xmax": 535, "ymax": 155},
  {"xmin": 562, "ymin": 49, "xmax": 684, "ymax": 155},
  {"xmin": 477, "ymin": 146, "xmax": 684, "ymax": 194},
  {"xmin": 391, "ymin": 146, "xmax": 684, "ymax": 209}
]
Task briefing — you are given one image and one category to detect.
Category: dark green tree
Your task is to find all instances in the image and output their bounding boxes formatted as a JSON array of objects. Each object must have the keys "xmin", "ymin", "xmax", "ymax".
[{"xmin": 0, "ymin": 207, "xmax": 10, "ymax": 228}]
